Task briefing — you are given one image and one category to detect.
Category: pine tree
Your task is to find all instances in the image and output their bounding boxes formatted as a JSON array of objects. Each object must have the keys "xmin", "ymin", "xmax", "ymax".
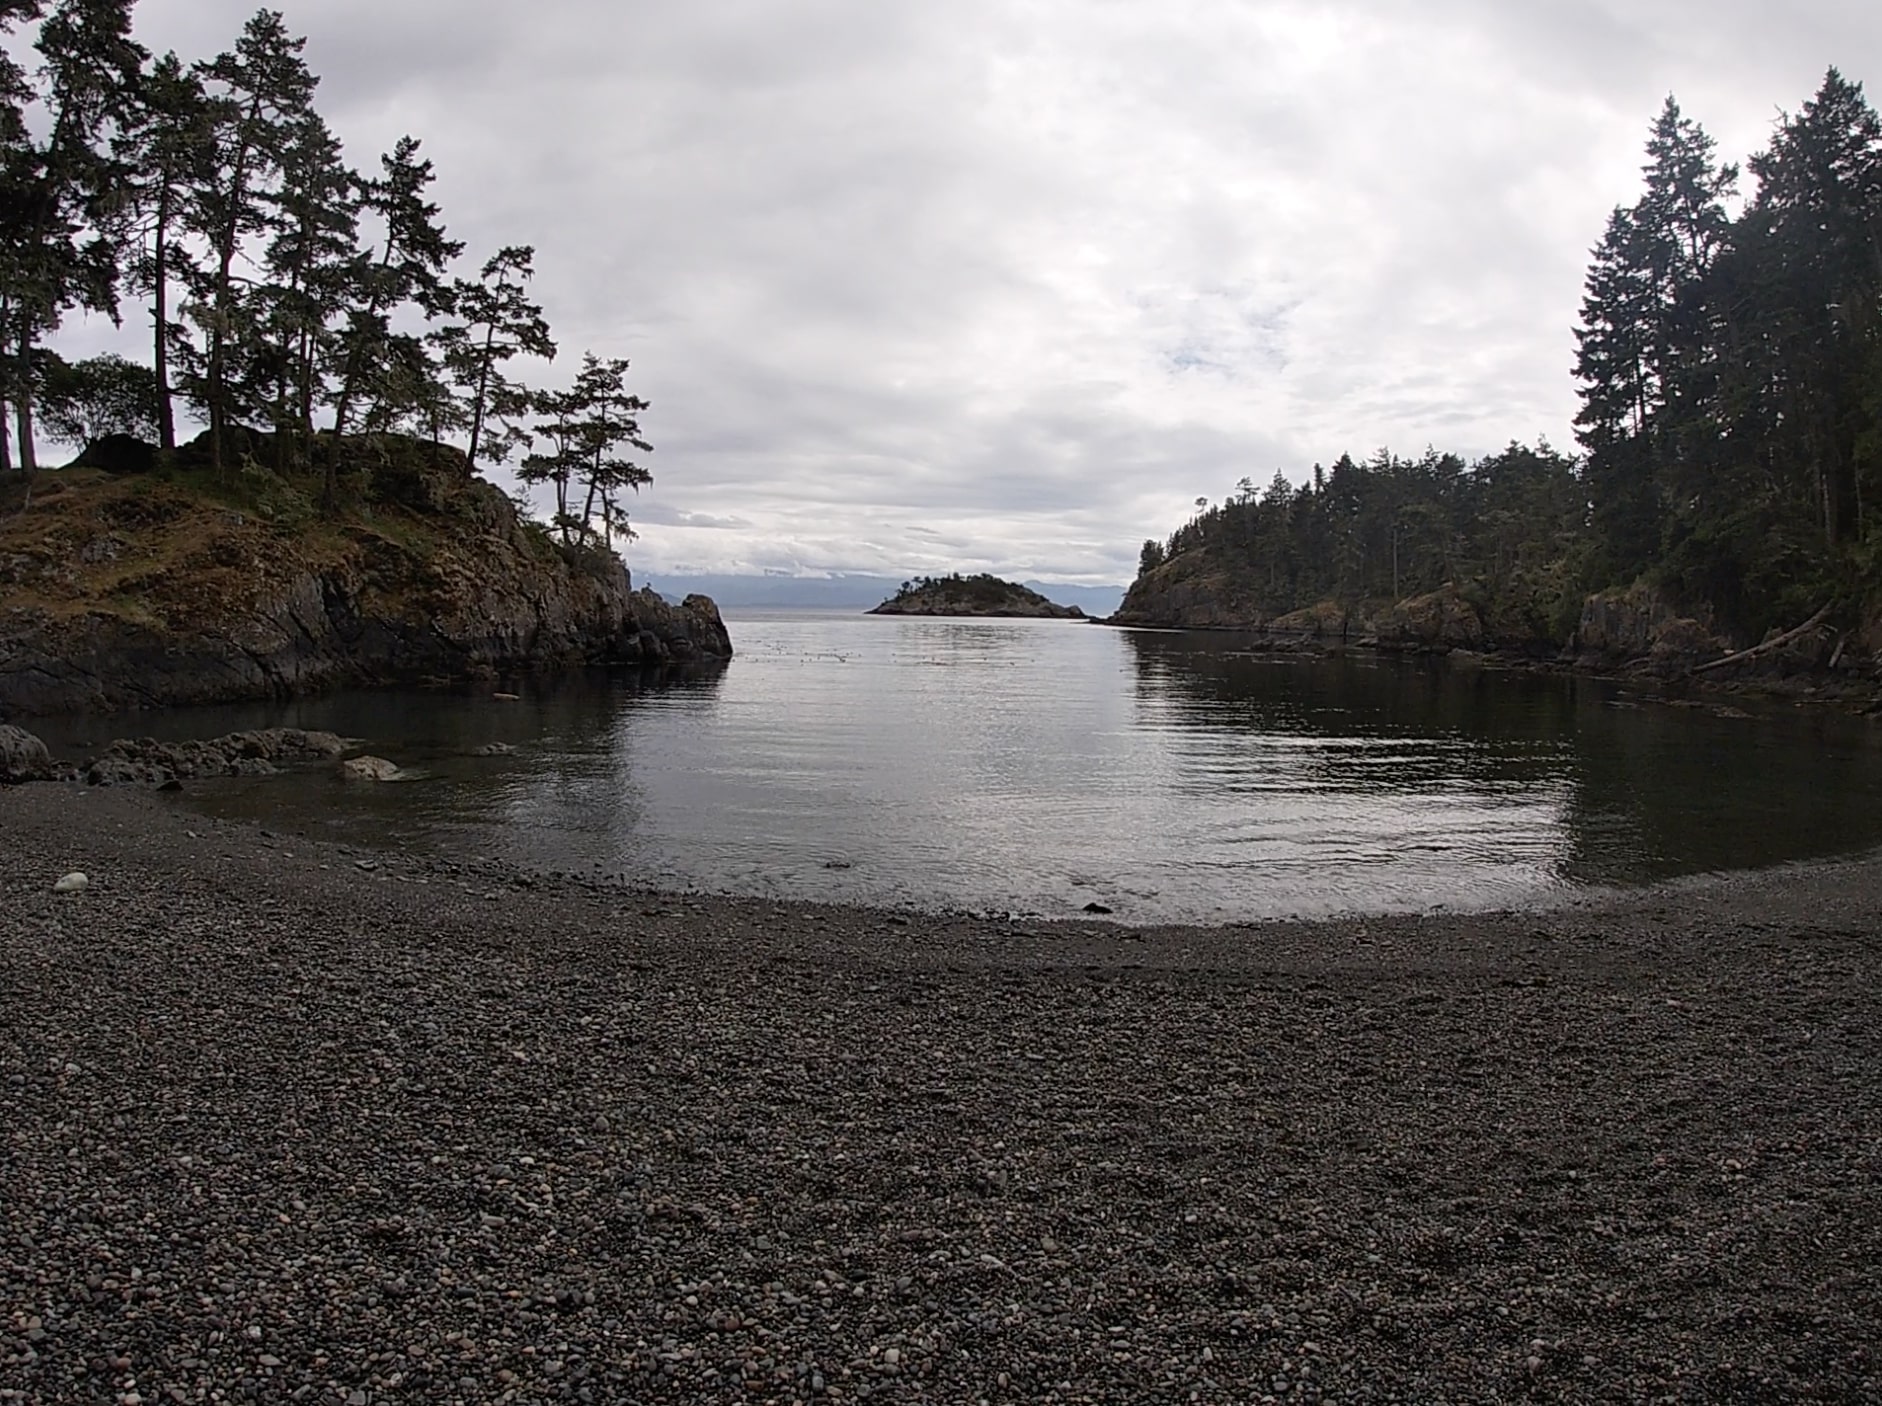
[
  {"xmin": 436, "ymin": 244, "xmax": 555, "ymax": 472},
  {"xmin": 258, "ymin": 108, "xmax": 358, "ymax": 471},
  {"xmin": 1744, "ymin": 69, "xmax": 1882, "ymax": 547},
  {"xmin": 182, "ymin": 9, "xmax": 318, "ymax": 474},
  {"xmin": 115, "ymin": 50, "xmax": 208, "ymax": 451},
  {"xmin": 566, "ymin": 353, "xmax": 651, "ymax": 549},
  {"xmin": 330, "ymin": 135, "xmax": 462, "ymax": 439},
  {"xmin": 515, "ymin": 380, "xmax": 580, "ymax": 538},
  {"xmin": 0, "ymin": 0, "xmax": 46, "ymax": 474},
  {"xmin": 1573, "ymin": 98, "xmax": 1737, "ymax": 581},
  {"xmin": 0, "ymin": 0, "xmax": 144, "ymax": 491}
]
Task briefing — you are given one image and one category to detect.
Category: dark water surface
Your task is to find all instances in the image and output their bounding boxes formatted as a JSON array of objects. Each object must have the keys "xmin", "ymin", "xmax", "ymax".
[{"xmin": 45, "ymin": 611, "xmax": 1882, "ymax": 922}]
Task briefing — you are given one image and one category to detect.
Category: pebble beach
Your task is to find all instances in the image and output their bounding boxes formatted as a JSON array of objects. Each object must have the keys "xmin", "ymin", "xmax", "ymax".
[{"xmin": 3, "ymin": 783, "xmax": 1878, "ymax": 1404}]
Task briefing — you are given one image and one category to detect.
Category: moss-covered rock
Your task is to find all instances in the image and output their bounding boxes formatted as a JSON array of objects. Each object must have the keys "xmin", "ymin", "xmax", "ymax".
[{"xmin": 0, "ymin": 433, "xmax": 730, "ymax": 715}]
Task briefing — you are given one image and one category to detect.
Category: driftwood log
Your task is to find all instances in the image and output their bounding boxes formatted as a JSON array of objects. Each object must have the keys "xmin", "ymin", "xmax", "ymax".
[{"xmin": 1690, "ymin": 602, "xmax": 1833, "ymax": 675}]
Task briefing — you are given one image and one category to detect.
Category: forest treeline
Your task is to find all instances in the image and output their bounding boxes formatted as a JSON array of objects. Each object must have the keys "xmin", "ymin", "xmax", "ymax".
[
  {"xmin": 0, "ymin": 1, "xmax": 648, "ymax": 547},
  {"xmin": 1138, "ymin": 69, "xmax": 1882, "ymax": 644}
]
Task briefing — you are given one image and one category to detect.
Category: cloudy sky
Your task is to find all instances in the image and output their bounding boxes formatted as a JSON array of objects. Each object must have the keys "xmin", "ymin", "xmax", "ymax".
[{"xmin": 62, "ymin": 1, "xmax": 1882, "ymax": 585}]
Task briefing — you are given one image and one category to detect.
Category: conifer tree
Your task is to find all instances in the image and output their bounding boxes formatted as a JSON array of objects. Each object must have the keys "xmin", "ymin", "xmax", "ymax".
[
  {"xmin": 115, "ymin": 50, "xmax": 208, "ymax": 450},
  {"xmin": 182, "ymin": 8, "xmax": 318, "ymax": 474},
  {"xmin": 330, "ymin": 135, "xmax": 462, "ymax": 439},
  {"xmin": 567, "ymin": 353, "xmax": 651, "ymax": 549},
  {"xmin": 436, "ymin": 244, "xmax": 555, "ymax": 472},
  {"xmin": 0, "ymin": 0, "xmax": 144, "ymax": 490},
  {"xmin": 257, "ymin": 108, "xmax": 358, "ymax": 469},
  {"xmin": 1742, "ymin": 69, "xmax": 1882, "ymax": 547}
]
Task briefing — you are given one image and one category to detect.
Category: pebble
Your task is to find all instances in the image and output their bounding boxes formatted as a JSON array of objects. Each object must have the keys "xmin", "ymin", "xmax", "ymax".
[
  {"xmin": 0, "ymin": 784, "xmax": 1877, "ymax": 1404},
  {"xmin": 53, "ymin": 871, "xmax": 88, "ymax": 893}
]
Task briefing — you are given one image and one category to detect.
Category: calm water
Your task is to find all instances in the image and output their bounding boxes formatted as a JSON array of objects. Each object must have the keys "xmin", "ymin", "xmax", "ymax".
[{"xmin": 46, "ymin": 611, "xmax": 1882, "ymax": 922}]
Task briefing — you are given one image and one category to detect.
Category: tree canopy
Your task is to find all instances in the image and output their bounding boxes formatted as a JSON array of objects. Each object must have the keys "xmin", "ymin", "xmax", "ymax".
[
  {"xmin": 0, "ymin": 1, "xmax": 652, "ymax": 553},
  {"xmin": 1134, "ymin": 68, "xmax": 1882, "ymax": 646}
]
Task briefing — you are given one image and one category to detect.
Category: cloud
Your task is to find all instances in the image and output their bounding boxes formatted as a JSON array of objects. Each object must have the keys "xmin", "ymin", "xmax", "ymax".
[{"xmin": 86, "ymin": 1, "xmax": 1882, "ymax": 580}]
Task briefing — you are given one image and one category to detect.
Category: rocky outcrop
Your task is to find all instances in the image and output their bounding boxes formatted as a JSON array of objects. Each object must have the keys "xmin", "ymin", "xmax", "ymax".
[
  {"xmin": 1109, "ymin": 557, "xmax": 1268, "ymax": 629},
  {"xmin": 1573, "ymin": 584, "xmax": 1727, "ymax": 669},
  {"xmin": 870, "ymin": 574, "xmax": 1084, "ymax": 619},
  {"xmin": 1370, "ymin": 586, "xmax": 1484, "ymax": 651},
  {"xmin": 0, "ymin": 436, "xmax": 731, "ymax": 715},
  {"xmin": 83, "ymin": 728, "xmax": 349, "ymax": 787},
  {"xmin": 0, "ymin": 724, "xmax": 59, "ymax": 783}
]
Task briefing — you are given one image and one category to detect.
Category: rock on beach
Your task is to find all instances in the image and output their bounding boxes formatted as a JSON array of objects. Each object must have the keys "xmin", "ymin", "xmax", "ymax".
[{"xmin": 0, "ymin": 784, "xmax": 1877, "ymax": 1403}]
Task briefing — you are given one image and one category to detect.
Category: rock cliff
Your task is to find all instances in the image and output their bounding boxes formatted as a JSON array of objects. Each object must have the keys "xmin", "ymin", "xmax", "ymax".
[
  {"xmin": 0, "ymin": 435, "xmax": 731, "ymax": 716},
  {"xmin": 1109, "ymin": 546, "xmax": 1882, "ymax": 698}
]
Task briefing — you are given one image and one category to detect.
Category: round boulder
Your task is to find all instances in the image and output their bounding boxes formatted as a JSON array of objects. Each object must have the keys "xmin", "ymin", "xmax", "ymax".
[{"xmin": 0, "ymin": 724, "xmax": 57, "ymax": 784}]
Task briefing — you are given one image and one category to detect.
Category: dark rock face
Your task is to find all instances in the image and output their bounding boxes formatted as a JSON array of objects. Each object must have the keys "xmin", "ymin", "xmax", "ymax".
[
  {"xmin": 1574, "ymin": 585, "xmax": 1726, "ymax": 668},
  {"xmin": 0, "ymin": 439, "xmax": 732, "ymax": 716}
]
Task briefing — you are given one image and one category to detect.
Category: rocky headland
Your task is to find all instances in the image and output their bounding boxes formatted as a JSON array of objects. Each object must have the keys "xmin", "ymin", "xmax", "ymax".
[
  {"xmin": 0, "ymin": 433, "xmax": 731, "ymax": 717},
  {"xmin": 1111, "ymin": 554, "xmax": 1877, "ymax": 704},
  {"xmin": 869, "ymin": 574, "xmax": 1084, "ymax": 619}
]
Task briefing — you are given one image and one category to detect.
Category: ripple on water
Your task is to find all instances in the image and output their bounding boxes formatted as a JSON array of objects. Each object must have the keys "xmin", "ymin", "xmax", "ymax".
[{"xmin": 85, "ymin": 611, "xmax": 1882, "ymax": 922}]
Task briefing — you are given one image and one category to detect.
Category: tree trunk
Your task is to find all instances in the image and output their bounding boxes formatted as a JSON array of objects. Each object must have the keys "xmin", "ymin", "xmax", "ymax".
[
  {"xmin": 14, "ymin": 336, "xmax": 39, "ymax": 510},
  {"xmin": 466, "ymin": 320, "xmax": 496, "ymax": 472},
  {"xmin": 153, "ymin": 187, "xmax": 176, "ymax": 451},
  {"xmin": 211, "ymin": 108, "xmax": 261, "ymax": 479},
  {"xmin": 580, "ymin": 470, "xmax": 599, "ymax": 540}
]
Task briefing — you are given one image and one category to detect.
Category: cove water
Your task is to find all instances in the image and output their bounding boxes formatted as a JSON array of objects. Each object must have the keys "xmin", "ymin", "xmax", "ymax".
[{"xmin": 51, "ymin": 610, "xmax": 1882, "ymax": 923}]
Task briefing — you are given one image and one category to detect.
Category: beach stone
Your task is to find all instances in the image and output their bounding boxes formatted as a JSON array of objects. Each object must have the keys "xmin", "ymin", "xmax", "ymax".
[
  {"xmin": 54, "ymin": 871, "xmax": 88, "ymax": 893},
  {"xmin": 341, "ymin": 756, "xmax": 402, "ymax": 781}
]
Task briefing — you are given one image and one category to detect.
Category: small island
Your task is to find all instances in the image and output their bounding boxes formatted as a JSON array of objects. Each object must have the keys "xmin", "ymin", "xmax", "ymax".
[{"xmin": 868, "ymin": 572, "xmax": 1085, "ymax": 618}]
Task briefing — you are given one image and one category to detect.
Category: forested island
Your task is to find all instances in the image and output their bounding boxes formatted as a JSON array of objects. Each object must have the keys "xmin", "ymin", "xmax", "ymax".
[
  {"xmin": 0, "ymin": 3, "xmax": 723, "ymax": 712},
  {"xmin": 1118, "ymin": 72, "xmax": 1882, "ymax": 690},
  {"xmin": 870, "ymin": 573, "xmax": 1085, "ymax": 618}
]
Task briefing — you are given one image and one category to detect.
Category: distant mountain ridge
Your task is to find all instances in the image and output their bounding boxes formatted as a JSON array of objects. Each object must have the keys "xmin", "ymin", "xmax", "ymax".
[{"xmin": 646, "ymin": 572, "xmax": 1124, "ymax": 618}]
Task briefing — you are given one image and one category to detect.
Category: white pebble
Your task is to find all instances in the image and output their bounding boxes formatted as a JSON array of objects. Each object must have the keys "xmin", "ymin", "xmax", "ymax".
[{"xmin": 54, "ymin": 872, "xmax": 88, "ymax": 893}]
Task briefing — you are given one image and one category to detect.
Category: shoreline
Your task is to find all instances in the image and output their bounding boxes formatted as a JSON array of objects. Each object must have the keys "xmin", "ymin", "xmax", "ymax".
[
  {"xmin": 4, "ymin": 784, "xmax": 1879, "ymax": 1402},
  {"xmin": 1097, "ymin": 618, "xmax": 1882, "ymax": 715}
]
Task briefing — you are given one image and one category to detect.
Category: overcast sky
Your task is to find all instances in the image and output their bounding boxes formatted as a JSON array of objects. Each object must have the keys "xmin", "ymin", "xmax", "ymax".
[{"xmin": 56, "ymin": 1, "xmax": 1882, "ymax": 585}]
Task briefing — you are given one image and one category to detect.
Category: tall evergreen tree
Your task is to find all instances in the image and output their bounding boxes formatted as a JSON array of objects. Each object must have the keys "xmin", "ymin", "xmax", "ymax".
[
  {"xmin": 436, "ymin": 244, "xmax": 555, "ymax": 473},
  {"xmin": 330, "ymin": 135, "xmax": 462, "ymax": 439},
  {"xmin": 1743, "ymin": 69, "xmax": 1882, "ymax": 547},
  {"xmin": 0, "ymin": 0, "xmax": 144, "ymax": 489},
  {"xmin": 1573, "ymin": 97, "xmax": 1738, "ymax": 581},
  {"xmin": 566, "ymin": 352, "xmax": 651, "ymax": 549},
  {"xmin": 182, "ymin": 8, "xmax": 318, "ymax": 473},
  {"xmin": 0, "ymin": 0, "xmax": 47, "ymax": 474},
  {"xmin": 258, "ymin": 107, "xmax": 357, "ymax": 471},
  {"xmin": 114, "ymin": 50, "xmax": 208, "ymax": 451}
]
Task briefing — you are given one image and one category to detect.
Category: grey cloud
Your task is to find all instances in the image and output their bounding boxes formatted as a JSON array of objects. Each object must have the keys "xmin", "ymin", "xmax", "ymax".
[{"xmin": 93, "ymin": 1, "xmax": 1882, "ymax": 582}]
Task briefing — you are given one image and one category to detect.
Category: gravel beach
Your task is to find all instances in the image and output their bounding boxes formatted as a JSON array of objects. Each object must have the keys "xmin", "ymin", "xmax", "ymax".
[{"xmin": 3, "ymin": 784, "xmax": 1878, "ymax": 1404}]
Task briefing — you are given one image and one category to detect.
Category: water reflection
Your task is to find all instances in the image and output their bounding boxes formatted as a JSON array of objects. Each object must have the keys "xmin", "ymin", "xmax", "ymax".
[
  {"xmin": 43, "ymin": 616, "xmax": 1882, "ymax": 922},
  {"xmin": 1120, "ymin": 628, "xmax": 1882, "ymax": 889}
]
